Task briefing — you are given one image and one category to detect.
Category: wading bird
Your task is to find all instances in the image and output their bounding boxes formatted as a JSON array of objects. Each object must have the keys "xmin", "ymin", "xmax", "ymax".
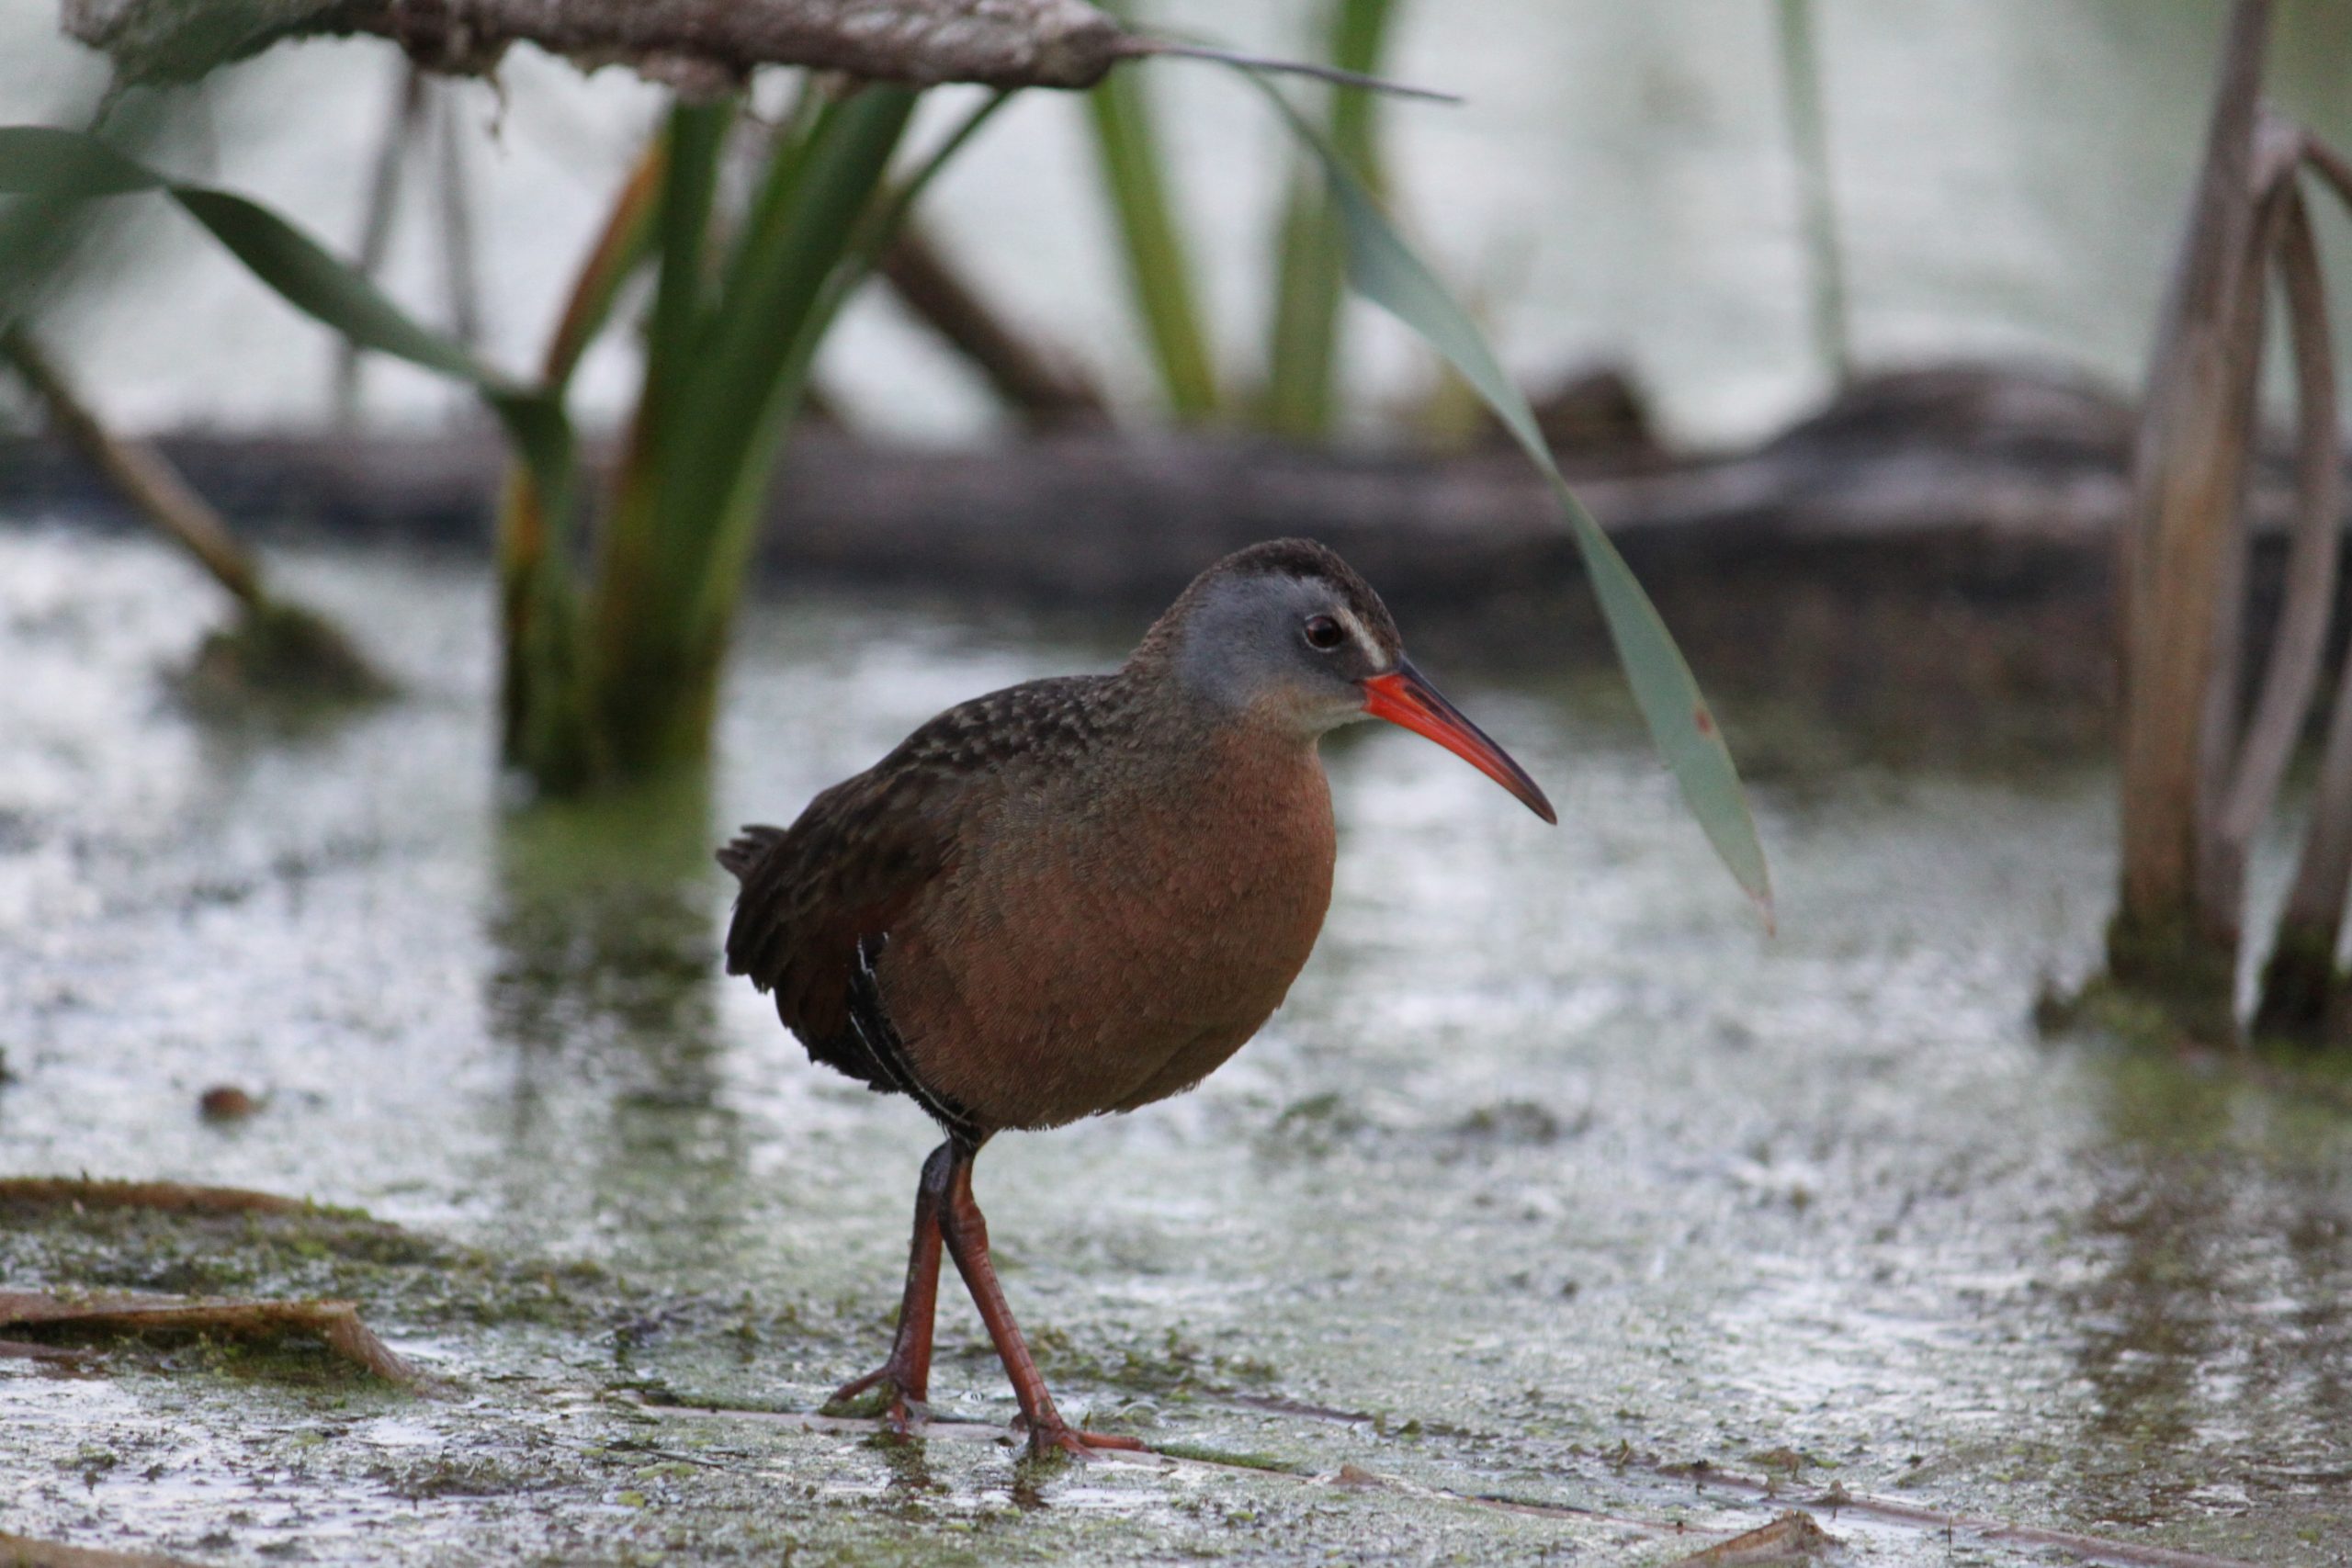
[{"xmin": 720, "ymin": 538, "xmax": 1554, "ymax": 1458}]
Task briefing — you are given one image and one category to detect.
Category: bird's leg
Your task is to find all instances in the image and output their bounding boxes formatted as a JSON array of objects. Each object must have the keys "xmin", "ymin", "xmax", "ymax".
[
  {"xmin": 934, "ymin": 1140, "xmax": 1146, "ymax": 1461},
  {"xmin": 825, "ymin": 1140, "xmax": 953, "ymax": 1436}
]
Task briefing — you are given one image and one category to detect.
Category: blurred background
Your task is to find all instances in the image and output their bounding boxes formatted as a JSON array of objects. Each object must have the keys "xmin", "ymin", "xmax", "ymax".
[
  {"xmin": 9, "ymin": 0, "xmax": 2352, "ymax": 446},
  {"xmin": 7, "ymin": 5, "xmax": 2352, "ymax": 1564}
]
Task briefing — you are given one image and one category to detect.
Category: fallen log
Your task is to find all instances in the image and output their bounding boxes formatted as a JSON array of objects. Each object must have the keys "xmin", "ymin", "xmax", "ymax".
[
  {"xmin": 0, "ymin": 364, "xmax": 2139, "ymax": 595},
  {"xmin": 6, "ymin": 363, "xmax": 2325, "ymax": 738}
]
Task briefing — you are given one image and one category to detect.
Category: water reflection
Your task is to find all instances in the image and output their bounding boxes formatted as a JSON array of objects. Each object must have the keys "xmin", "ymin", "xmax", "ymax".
[
  {"xmin": 481, "ymin": 770, "xmax": 755, "ymax": 1268},
  {"xmin": 868, "ymin": 1434, "xmax": 948, "ymax": 1500},
  {"xmin": 486, "ymin": 771, "xmax": 719, "ymax": 1055},
  {"xmin": 2063, "ymin": 1054, "xmax": 2352, "ymax": 1523}
]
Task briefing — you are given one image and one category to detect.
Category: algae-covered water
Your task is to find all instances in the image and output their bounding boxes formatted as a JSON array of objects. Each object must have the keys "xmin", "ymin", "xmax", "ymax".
[{"xmin": 4, "ymin": 525, "xmax": 2350, "ymax": 1566}]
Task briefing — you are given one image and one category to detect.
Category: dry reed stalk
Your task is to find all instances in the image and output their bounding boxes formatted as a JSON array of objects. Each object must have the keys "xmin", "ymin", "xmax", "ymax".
[{"xmin": 2107, "ymin": 0, "xmax": 2271, "ymax": 1031}]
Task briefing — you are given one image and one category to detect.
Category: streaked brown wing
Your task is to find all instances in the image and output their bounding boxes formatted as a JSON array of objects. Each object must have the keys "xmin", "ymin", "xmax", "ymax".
[
  {"xmin": 718, "ymin": 675, "xmax": 1116, "ymax": 1112},
  {"xmin": 720, "ymin": 763, "xmax": 953, "ymax": 1052}
]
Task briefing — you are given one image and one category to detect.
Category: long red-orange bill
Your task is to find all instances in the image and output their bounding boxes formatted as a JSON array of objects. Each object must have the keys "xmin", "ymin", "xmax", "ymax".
[{"xmin": 1361, "ymin": 660, "xmax": 1556, "ymax": 824}]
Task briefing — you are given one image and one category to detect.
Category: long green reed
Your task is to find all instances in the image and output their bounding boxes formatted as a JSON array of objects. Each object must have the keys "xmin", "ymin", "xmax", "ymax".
[
  {"xmin": 511, "ymin": 87, "xmax": 934, "ymax": 789},
  {"xmin": 1263, "ymin": 0, "xmax": 1397, "ymax": 438},
  {"xmin": 1247, "ymin": 75, "xmax": 1770, "ymax": 912},
  {"xmin": 1774, "ymin": 0, "xmax": 1850, "ymax": 385},
  {"xmin": 1084, "ymin": 8, "xmax": 1221, "ymax": 420}
]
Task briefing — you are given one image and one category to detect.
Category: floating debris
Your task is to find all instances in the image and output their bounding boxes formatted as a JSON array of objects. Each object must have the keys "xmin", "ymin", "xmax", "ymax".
[
  {"xmin": 195, "ymin": 1086, "xmax": 256, "ymax": 1122},
  {"xmin": 1664, "ymin": 1510, "xmax": 1841, "ymax": 1565}
]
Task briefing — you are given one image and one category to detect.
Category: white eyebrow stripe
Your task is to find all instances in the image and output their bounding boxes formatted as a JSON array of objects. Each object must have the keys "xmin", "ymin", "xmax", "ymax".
[{"xmin": 1330, "ymin": 604, "xmax": 1380, "ymax": 663}]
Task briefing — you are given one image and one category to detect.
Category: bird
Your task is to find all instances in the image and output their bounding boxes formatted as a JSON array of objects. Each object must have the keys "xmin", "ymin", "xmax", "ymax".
[{"xmin": 718, "ymin": 537, "xmax": 1554, "ymax": 1460}]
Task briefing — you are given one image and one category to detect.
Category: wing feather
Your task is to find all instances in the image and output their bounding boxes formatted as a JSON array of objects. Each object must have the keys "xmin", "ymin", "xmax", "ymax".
[{"xmin": 717, "ymin": 675, "xmax": 1118, "ymax": 1110}]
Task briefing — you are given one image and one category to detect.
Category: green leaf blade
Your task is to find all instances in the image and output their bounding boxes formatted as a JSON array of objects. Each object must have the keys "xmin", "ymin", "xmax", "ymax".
[
  {"xmin": 0, "ymin": 125, "xmax": 161, "ymax": 198},
  {"xmin": 1085, "ymin": 59, "xmax": 1220, "ymax": 420},
  {"xmin": 0, "ymin": 123, "xmax": 572, "ymax": 519},
  {"xmin": 1250, "ymin": 84, "xmax": 1771, "ymax": 917},
  {"xmin": 172, "ymin": 188, "xmax": 481, "ymax": 382}
]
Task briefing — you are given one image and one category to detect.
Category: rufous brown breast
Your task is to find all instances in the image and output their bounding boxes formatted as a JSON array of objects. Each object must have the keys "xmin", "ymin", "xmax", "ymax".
[{"xmin": 882, "ymin": 710, "xmax": 1336, "ymax": 1132}]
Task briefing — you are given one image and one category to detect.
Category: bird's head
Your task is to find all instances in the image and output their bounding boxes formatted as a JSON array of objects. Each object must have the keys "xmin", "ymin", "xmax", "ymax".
[{"xmin": 1144, "ymin": 538, "xmax": 1555, "ymax": 824}]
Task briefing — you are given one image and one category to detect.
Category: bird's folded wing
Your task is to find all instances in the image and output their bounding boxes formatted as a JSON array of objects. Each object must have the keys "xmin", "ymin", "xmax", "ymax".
[{"xmin": 720, "ymin": 765, "xmax": 958, "ymax": 1046}]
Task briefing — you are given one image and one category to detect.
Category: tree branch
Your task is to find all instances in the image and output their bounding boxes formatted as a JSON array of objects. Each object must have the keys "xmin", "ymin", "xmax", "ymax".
[
  {"xmin": 64, "ymin": 0, "xmax": 1129, "ymax": 89},
  {"xmin": 61, "ymin": 0, "xmax": 1453, "ymax": 98}
]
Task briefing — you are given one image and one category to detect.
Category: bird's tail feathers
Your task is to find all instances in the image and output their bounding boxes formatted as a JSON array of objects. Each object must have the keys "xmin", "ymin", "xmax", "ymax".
[{"xmin": 716, "ymin": 824, "xmax": 786, "ymax": 880}]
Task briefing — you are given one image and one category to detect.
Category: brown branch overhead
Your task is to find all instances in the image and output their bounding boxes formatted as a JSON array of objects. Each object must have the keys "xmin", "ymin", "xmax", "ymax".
[
  {"xmin": 63, "ymin": 0, "xmax": 1458, "ymax": 98},
  {"xmin": 65, "ymin": 0, "xmax": 1134, "ymax": 90}
]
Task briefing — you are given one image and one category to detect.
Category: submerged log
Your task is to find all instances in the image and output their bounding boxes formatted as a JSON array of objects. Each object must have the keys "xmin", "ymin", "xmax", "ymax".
[
  {"xmin": 10, "ymin": 361, "xmax": 2317, "ymax": 748},
  {"xmin": 0, "ymin": 365, "xmax": 2135, "ymax": 581}
]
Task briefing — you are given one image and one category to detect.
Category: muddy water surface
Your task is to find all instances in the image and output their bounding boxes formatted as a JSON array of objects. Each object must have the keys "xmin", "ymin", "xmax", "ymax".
[{"xmin": 3, "ymin": 527, "xmax": 2349, "ymax": 1565}]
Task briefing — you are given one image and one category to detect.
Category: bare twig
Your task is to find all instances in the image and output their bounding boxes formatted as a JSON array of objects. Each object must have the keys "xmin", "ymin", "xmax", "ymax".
[
  {"xmin": 2301, "ymin": 135, "xmax": 2352, "ymax": 211},
  {"xmin": 879, "ymin": 220, "xmax": 1106, "ymax": 425},
  {"xmin": 2221, "ymin": 176, "xmax": 2335, "ymax": 852},
  {"xmin": 1663, "ymin": 1511, "xmax": 1839, "ymax": 1565},
  {"xmin": 0, "ymin": 325, "xmax": 264, "ymax": 606},
  {"xmin": 2256, "ymin": 131, "xmax": 2352, "ymax": 1036},
  {"xmin": 335, "ymin": 62, "xmax": 426, "ymax": 424},
  {"xmin": 334, "ymin": 66, "xmax": 485, "ymax": 423},
  {"xmin": 434, "ymin": 81, "xmax": 484, "ymax": 353},
  {"xmin": 68, "ymin": 0, "xmax": 1124, "ymax": 89},
  {"xmin": 2201, "ymin": 114, "xmax": 2316, "ymax": 902}
]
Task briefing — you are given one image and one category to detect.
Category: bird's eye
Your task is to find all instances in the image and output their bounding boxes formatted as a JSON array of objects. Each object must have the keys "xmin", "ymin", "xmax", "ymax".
[{"xmin": 1303, "ymin": 615, "xmax": 1346, "ymax": 652}]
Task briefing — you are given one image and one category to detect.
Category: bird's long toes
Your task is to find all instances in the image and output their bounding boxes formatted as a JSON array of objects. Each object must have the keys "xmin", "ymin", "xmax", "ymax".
[
  {"xmin": 1073, "ymin": 1427, "xmax": 1147, "ymax": 1451},
  {"xmin": 1023, "ymin": 1423, "xmax": 1146, "ymax": 1461},
  {"xmin": 823, "ymin": 1369, "xmax": 928, "ymax": 1433},
  {"xmin": 1024, "ymin": 1426, "xmax": 1100, "ymax": 1463},
  {"xmin": 823, "ymin": 1370, "xmax": 886, "ymax": 1410}
]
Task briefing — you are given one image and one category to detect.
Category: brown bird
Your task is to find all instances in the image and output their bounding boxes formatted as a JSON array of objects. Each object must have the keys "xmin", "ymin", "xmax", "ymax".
[{"xmin": 719, "ymin": 538, "xmax": 1553, "ymax": 1459}]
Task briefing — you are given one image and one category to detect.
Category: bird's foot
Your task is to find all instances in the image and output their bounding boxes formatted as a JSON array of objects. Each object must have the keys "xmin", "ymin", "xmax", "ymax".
[
  {"xmin": 823, "ymin": 1368, "xmax": 928, "ymax": 1438},
  {"xmin": 1018, "ymin": 1417, "xmax": 1148, "ymax": 1461}
]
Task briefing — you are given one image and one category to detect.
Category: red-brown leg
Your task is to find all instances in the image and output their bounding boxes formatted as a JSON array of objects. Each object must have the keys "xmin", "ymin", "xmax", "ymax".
[
  {"xmin": 826, "ymin": 1140, "xmax": 953, "ymax": 1435},
  {"xmin": 934, "ymin": 1142, "xmax": 1145, "ymax": 1460}
]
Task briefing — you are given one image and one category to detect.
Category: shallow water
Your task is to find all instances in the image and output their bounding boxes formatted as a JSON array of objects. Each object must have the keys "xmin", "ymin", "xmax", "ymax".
[{"xmin": 4, "ymin": 526, "xmax": 2350, "ymax": 1565}]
